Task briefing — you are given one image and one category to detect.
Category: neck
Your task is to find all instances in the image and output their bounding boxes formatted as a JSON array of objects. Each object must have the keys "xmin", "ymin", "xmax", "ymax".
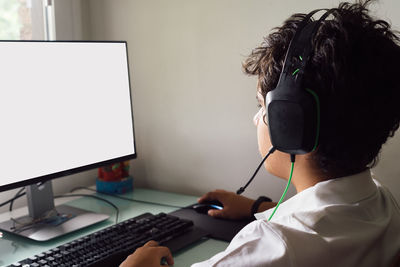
[
  {"xmin": 291, "ymin": 168, "xmax": 324, "ymax": 192},
  {"xmin": 290, "ymin": 157, "xmax": 368, "ymax": 193},
  {"xmin": 290, "ymin": 155, "xmax": 326, "ymax": 193}
]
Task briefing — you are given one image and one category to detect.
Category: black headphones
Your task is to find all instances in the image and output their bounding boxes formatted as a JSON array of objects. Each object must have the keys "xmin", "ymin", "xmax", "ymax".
[
  {"xmin": 265, "ymin": 9, "xmax": 334, "ymax": 155},
  {"xmin": 237, "ymin": 8, "xmax": 336, "ymax": 195}
]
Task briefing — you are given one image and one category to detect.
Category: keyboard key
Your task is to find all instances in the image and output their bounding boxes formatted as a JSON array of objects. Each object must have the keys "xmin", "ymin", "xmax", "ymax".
[{"xmin": 38, "ymin": 260, "xmax": 47, "ymax": 265}]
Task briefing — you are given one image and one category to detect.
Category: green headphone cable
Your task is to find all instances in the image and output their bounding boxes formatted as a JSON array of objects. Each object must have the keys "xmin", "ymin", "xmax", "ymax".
[{"xmin": 268, "ymin": 154, "xmax": 295, "ymax": 221}]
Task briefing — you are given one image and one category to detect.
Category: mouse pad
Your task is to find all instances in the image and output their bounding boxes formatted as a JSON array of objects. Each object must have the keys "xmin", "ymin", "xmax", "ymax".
[{"xmin": 169, "ymin": 204, "xmax": 254, "ymax": 242}]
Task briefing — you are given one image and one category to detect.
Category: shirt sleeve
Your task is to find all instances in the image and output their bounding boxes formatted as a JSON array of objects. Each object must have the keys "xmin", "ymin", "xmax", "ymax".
[{"xmin": 191, "ymin": 220, "xmax": 293, "ymax": 267}]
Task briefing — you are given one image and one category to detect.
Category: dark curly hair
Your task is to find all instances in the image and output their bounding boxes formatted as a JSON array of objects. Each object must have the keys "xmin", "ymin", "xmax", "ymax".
[{"xmin": 243, "ymin": 0, "xmax": 400, "ymax": 177}]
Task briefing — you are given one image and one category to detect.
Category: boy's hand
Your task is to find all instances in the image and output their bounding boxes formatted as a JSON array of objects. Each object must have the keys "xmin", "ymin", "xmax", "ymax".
[
  {"xmin": 120, "ymin": 241, "xmax": 174, "ymax": 267},
  {"xmin": 198, "ymin": 189, "xmax": 256, "ymax": 220}
]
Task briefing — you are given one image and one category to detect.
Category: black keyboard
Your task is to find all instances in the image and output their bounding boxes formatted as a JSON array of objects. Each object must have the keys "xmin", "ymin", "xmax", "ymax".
[{"xmin": 8, "ymin": 212, "xmax": 207, "ymax": 267}]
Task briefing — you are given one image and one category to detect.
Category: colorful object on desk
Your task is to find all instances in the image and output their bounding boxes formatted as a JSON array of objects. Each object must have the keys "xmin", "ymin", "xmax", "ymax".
[
  {"xmin": 96, "ymin": 176, "xmax": 133, "ymax": 194},
  {"xmin": 98, "ymin": 161, "xmax": 130, "ymax": 181},
  {"xmin": 97, "ymin": 161, "xmax": 133, "ymax": 194}
]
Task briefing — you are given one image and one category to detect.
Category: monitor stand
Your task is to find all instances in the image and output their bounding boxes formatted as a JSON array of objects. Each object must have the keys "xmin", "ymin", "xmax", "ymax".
[{"xmin": 0, "ymin": 181, "xmax": 109, "ymax": 241}]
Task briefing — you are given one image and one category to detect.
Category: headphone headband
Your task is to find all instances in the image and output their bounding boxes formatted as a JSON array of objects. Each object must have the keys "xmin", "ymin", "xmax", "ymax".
[{"xmin": 279, "ymin": 9, "xmax": 334, "ymax": 87}]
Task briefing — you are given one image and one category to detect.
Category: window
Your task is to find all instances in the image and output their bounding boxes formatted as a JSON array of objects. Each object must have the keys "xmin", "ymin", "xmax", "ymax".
[
  {"xmin": 0, "ymin": 0, "xmax": 52, "ymax": 41},
  {"xmin": 0, "ymin": 0, "xmax": 33, "ymax": 40}
]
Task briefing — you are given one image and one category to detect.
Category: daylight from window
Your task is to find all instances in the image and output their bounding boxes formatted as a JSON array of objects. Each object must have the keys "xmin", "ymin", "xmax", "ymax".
[{"xmin": 0, "ymin": 0, "xmax": 32, "ymax": 40}]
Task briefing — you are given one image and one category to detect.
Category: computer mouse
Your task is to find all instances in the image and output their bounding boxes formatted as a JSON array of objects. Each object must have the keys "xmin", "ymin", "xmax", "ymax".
[{"xmin": 192, "ymin": 200, "xmax": 224, "ymax": 214}]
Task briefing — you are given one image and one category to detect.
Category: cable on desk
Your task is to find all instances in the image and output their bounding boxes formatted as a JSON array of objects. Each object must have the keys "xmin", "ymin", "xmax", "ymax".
[
  {"xmin": 55, "ymin": 194, "xmax": 119, "ymax": 224},
  {"xmin": 70, "ymin": 186, "xmax": 188, "ymax": 209},
  {"xmin": 9, "ymin": 187, "xmax": 26, "ymax": 211},
  {"xmin": 6, "ymin": 193, "xmax": 119, "ymax": 233},
  {"xmin": 0, "ymin": 185, "xmax": 188, "ymax": 218},
  {"xmin": 1, "ymin": 182, "xmax": 47, "ymax": 211},
  {"xmin": 0, "ymin": 189, "xmax": 26, "ymax": 209},
  {"xmin": 10, "ymin": 208, "xmax": 59, "ymax": 233}
]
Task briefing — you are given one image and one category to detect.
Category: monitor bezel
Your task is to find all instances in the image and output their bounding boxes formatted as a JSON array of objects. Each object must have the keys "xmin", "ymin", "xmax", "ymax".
[{"xmin": 0, "ymin": 40, "xmax": 137, "ymax": 193}]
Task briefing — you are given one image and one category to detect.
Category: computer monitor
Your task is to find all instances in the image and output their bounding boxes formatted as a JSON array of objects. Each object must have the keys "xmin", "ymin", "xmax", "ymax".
[{"xmin": 0, "ymin": 41, "xmax": 136, "ymax": 241}]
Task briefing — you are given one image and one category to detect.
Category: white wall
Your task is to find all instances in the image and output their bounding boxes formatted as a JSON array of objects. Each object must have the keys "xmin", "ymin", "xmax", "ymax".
[
  {"xmin": 83, "ymin": 0, "xmax": 400, "ymax": 202},
  {"xmin": 1, "ymin": 0, "xmax": 399, "ymax": 214}
]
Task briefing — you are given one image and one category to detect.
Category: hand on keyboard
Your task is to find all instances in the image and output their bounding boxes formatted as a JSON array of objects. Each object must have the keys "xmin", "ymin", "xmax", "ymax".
[{"xmin": 119, "ymin": 240, "xmax": 174, "ymax": 267}]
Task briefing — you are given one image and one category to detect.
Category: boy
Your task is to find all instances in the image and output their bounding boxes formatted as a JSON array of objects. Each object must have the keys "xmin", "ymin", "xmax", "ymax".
[{"xmin": 121, "ymin": 1, "xmax": 400, "ymax": 266}]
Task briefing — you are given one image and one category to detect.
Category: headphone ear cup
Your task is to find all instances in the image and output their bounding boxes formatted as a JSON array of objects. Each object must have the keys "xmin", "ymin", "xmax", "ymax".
[{"xmin": 266, "ymin": 87, "xmax": 319, "ymax": 154}]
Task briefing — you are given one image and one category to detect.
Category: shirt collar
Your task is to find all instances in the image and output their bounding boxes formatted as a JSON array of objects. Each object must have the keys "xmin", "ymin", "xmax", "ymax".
[{"xmin": 255, "ymin": 169, "xmax": 377, "ymax": 221}]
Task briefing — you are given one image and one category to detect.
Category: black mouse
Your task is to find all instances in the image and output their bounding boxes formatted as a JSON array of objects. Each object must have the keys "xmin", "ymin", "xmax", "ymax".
[{"xmin": 192, "ymin": 200, "xmax": 224, "ymax": 214}]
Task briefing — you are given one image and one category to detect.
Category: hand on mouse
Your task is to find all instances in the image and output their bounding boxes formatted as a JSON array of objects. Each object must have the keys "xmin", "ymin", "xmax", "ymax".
[
  {"xmin": 198, "ymin": 189, "xmax": 257, "ymax": 220},
  {"xmin": 119, "ymin": 240, "xmax": 174, "ymax": 267}
]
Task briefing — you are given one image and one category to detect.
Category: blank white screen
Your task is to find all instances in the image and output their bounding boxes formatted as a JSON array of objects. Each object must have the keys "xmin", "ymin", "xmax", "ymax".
[{"xmin": 0, "ymin": 42, "xmax": 135, "ymax": 187}]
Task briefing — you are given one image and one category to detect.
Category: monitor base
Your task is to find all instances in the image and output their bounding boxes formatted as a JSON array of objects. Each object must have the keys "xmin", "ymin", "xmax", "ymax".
[{"xmin": 0, "ymin": 204, "xmax": 109, "ymax": 241}]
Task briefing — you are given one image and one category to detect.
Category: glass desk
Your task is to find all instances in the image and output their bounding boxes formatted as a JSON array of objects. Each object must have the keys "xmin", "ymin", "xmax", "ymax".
[{"xmin": 0, "ymin": 188, "xmax": 229, "ymax": 267}]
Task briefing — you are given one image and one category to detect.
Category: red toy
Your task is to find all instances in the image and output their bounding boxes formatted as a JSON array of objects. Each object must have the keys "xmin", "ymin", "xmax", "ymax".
[{"xmin": 98, "ymin": 161, "xmax": 130, "ymax": 181}]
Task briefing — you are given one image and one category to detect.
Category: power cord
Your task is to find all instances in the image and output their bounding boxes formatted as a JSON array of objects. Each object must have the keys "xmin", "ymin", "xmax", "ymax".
[
  {"xmin": 1, "ymin": 185, "xmax": 187, "ymax": 216},
  {"xmin": 0, "ymin": 189, "xmax": 26, "ymax": 209},
  {"xmin": 9, "ymin": 187, "xmax": 26, "ymax": 211},
  {"xmin": 70, "ymin": 187, "xmax": 186, "ymax": 209},
  {"xmin": 0, "ymin": 182, "xmax": 46, "ymax": 211}
]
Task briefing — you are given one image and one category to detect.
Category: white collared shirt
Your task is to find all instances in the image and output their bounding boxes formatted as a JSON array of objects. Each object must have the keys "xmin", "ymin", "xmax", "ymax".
[{"xmin": 192, "ymin": 170, "xmax": 400, "ymax": 267}]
